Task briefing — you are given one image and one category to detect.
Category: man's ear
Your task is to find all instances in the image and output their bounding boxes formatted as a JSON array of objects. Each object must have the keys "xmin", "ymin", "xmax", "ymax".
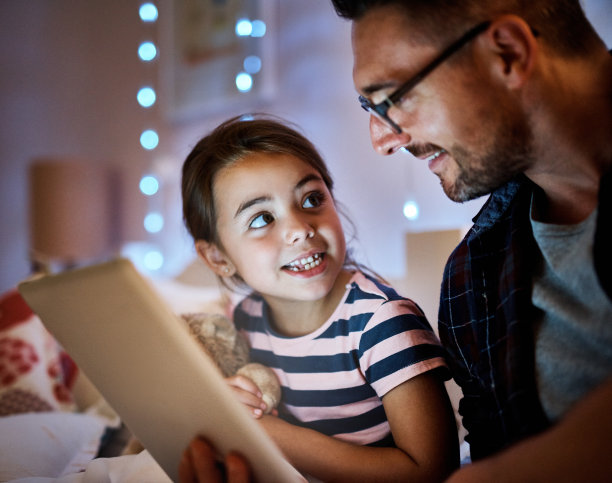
[
  {"xmin": 479, "ymin": 14, "xmax": 537, "ymax": 89},
  {"xmin": 195, "ymin": 240, "xmax": 236, "ymax": 277}
]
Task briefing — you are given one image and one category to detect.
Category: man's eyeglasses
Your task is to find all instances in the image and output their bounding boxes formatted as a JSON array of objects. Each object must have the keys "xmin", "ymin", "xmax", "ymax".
[{"xmin": 358, "ymin": 21, "xmax": 492, "ymax": 134}]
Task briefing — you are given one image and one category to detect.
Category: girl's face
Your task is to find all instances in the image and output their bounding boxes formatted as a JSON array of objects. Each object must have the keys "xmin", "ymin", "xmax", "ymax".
[{"xmin": 208, "ymin": 152, "xmax": 347, "ymax": 304}]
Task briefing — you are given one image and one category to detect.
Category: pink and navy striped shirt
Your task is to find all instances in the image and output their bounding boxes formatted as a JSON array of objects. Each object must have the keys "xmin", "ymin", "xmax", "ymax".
[{"xmin": 233, "ymin": 271, "xmax": 448, "ymax": 446}]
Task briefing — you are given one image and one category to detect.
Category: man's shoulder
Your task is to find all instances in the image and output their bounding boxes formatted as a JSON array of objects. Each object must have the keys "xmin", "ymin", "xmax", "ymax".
[{"xmin": 442, "ymin": 175, "xmax": 536, "ymax": 285}]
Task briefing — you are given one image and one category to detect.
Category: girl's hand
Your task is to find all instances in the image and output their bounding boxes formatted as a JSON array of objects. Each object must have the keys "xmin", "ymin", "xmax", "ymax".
[{"xmin": 226, "ymin": 374, "xmax": 269, "ymax": 418}]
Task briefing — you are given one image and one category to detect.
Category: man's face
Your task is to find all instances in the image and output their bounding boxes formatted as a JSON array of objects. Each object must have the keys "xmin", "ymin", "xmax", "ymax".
[{"xmin": 351, "ymin": 5, "xmax": 534, "ymax": 202}]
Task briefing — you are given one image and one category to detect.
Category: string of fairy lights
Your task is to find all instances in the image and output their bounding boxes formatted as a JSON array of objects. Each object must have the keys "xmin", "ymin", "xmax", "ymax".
[
  {"xmin": 134, "ymin": 3, "xmax": 163, "ymax": 272},
  {"xmin": 133, "ymin": 2, "xmax": 268, "ymax": 274}
]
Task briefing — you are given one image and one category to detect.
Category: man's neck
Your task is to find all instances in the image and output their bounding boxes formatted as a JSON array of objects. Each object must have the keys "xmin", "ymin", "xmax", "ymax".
[
  {"xmin": 526, "ymin": 48, "xmax": 612, "ymax": 224},
  {"xmin": 530, "ymin": 180, "xmax": 598, "ymax": 224}
]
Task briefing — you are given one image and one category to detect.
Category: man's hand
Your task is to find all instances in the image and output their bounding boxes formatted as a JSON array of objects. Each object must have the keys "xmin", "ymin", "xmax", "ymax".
[
  {"xmin": 179, "ymin": 437, "xmax": 252, "ymax": 483},
  {"xmin": 446, "ymin": 378, "xmax": 612, "ymax": 482}
]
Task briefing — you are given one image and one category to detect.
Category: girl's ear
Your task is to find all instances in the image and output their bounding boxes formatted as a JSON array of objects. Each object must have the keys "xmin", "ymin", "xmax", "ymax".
[{"xmin": 195, "ymin": 240, "xmax": 236, "ymax": 277}]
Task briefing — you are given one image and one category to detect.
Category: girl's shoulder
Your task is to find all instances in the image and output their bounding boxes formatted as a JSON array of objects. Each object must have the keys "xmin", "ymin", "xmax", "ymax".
[
  {"xmin": 344, "ymin": 271, "xmax": 428, "ymax": 323},
  {"xmin": 347, "ymin": 271, "xmax": 411, "ymax": 304}
]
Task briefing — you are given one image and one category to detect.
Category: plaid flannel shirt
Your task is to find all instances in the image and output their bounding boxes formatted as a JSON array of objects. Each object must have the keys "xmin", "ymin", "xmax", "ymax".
[
  {"xmin": 438, "ymin": 175, "xmax": 548, "ymax": 460},
  {"xmin": 439, "ymin": 171, "xmax": 612, "ymax": 460}
]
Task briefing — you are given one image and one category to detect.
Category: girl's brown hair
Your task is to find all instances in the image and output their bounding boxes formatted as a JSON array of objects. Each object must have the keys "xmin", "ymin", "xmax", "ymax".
[
  {"xmin": 182, "ymin": 114, "xmax": 333, "ymax": 243},
  {"xmin": 181, "ymin": 114, "xmax": 377, "ymax": 289}
]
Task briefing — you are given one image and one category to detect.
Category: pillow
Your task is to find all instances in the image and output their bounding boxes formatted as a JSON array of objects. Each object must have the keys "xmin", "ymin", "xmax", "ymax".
[
  {"xmin": 0, "ymin": 289, "xmax": 78, "ymax": 415},
  {"xmin": 0, "ymin": 411, "xmax": 107, "ymax": 480}
]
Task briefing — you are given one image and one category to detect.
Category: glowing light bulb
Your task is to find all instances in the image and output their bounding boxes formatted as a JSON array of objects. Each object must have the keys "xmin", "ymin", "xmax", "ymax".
[
  {"xmin": 243, "ymin": 55, "xmax": 261, "ymax": 74},
  {"xmin": 235, "ymin": 19, "xmax": 252, "ymax": 36},
  {"xmin": 139, "ymin": 3, "xmax": 158, "ymax": 22},
  {"xmin": 235, "ymin": 72, "xmax": 253, "ymax": 92},
  {"xmin": 138, "ymin": 42, "xmax": 157, "ymax": 61},
  {"xmin": 251, "ymin": 20, "xmax": 266, "ymax": 37},
  {"xmin": 140, "ymin": 130, "xmax": 159, "ymax": 150},
  {"xmin": 144, "ymin": 250, "xmax": 164, "ymax": 270},
  {"xmin": 403, "ymin": 200, "xmax": 419, "ymax": 220},
  {"xmin": 144, "ymin": 212, "xmax": 164, "ymax": 233},
  {"xmin": 139, "ymin": 175, "xmax": 159, "ymax": 195},
  {"xmin": 137, "ymin": 87, "xmax": 156, "ymax": 107}
]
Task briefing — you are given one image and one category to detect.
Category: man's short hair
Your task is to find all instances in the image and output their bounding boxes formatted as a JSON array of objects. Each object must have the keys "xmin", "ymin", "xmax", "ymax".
[{"xmin": 331, "ymin": 0, "xmax": 601, "ymax": 56}]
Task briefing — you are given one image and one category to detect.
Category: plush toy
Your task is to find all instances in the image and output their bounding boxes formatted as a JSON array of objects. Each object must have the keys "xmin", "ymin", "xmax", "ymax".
[
  {"xmin": 122, "ymin": 312, "xmax": 281, "ymax": 456},
  {"xmin": 182, "ymin": 312, "xmax": 281, "ymax": 413}
]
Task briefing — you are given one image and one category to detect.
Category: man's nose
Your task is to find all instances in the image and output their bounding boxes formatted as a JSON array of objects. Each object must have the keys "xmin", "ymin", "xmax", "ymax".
[{"xmin": 369, "ymin": 114, "xmax": 412, "ymax": 156}]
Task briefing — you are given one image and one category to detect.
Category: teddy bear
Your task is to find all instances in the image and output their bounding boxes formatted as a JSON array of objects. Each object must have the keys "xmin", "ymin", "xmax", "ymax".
[
  {"xmin": 182, "ymin": 312, "xmax": 281, "ymax": 413},
  {"xmin": 121, "ymin": 312, "xmax": 281, "ymax": 456}
]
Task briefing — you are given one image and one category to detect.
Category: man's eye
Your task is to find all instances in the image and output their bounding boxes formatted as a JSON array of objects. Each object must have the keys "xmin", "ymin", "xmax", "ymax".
[
  {"xmin": 397, "ymin": 92, "xmax": 417, "ymax": 112},
  {"xmin": 369, "ymin": 91, "xmax": 390, "ymax": 105},
  {"xmin": 303, "ymin": 192, "xmax": 323, "ymax": 209},
  {"xmin": 249, "ymin": 213, "xmax": 274, "ymax": 229}
]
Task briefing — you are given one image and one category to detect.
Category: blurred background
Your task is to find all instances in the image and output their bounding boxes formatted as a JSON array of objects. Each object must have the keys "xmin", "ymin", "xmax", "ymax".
[{"xmin": 1, "ymin": 0, "xmax": 611, "ymax": 311}]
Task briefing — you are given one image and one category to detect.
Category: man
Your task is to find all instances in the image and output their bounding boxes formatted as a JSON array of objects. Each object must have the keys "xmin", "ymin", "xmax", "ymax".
[{"xmin": 181, "ymin": 1, "xmax": 612, "ymax": 480}]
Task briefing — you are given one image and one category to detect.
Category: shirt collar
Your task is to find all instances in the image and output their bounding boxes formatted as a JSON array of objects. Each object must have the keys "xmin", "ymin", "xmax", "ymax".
[{"xmin": 470, "ymin": 175, "xmax": 533, "ymax": 234}]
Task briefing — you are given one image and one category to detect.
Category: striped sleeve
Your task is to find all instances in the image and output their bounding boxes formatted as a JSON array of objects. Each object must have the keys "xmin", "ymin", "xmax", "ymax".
[{"xmin": 358, "ymin": 298, "xmax": 448, "ymax": 397}]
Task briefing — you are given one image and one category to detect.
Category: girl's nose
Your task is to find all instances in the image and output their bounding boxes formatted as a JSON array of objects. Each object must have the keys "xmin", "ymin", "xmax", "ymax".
[{"xmin": 284, "ymin": 215, "xmax": 315, "ymax": 245}]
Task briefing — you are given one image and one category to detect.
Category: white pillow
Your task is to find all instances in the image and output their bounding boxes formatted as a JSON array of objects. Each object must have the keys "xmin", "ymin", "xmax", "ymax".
[
  {"xmin": 7, "ymin": 450, "xmax": 171, "ymax": 483},
  {"xmin": 0, "ymin": 412, "xmax": 107, "ymax": 480}
]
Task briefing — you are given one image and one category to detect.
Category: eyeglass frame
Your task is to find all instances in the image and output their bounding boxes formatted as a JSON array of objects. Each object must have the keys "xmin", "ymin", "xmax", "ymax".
[{"xmin": 358, "ymin": 20, "xmax": 492, "ymax": 134}]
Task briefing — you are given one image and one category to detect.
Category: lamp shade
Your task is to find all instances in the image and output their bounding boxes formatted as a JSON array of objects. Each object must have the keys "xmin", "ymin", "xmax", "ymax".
[{"xmin": 29, "ymin": 159, "xmax": 112, "ymax": 265}]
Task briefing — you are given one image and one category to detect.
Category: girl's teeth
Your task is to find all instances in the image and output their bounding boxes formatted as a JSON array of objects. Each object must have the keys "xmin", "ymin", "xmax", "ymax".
[{"xmin": 287, "ymin": 253, "xmax": 321, "ymax": 271}]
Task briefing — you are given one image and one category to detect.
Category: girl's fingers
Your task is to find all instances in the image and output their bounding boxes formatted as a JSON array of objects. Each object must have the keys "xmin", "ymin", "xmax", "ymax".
[
  {"xmin": 226, "ymin": 375, "xmax": 261, "ymax": 395},
  {"xmin": 226, "ymin": 375, "xmax": 267, "ymax": 417}
]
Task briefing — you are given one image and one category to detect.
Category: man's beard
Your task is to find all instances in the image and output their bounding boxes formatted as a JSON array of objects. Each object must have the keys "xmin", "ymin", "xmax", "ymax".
[{"xmin": 442, "ymin": 114, "xmax": 535, "ymax": 202}]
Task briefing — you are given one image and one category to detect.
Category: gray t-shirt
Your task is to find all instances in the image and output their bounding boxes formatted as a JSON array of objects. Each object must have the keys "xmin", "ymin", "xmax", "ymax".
[{"xmin": 531, "ymin": 206, "xmax": 612, "ymax": 422}]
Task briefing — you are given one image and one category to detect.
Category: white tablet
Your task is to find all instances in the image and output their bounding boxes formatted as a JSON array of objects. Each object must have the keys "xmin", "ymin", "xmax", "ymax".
[{"xmin": 18, "ymin": 258, "xmax": 303, "ymax": 482}]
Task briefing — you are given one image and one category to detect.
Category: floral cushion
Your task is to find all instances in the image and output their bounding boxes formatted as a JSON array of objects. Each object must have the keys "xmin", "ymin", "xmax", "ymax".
[{"xmin": 0, "ymin": 289, "xmax": 78, "ymax": 415}]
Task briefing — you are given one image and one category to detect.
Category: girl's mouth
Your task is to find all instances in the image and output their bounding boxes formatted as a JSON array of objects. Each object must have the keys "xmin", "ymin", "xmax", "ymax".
[{"xmin": 283, "ymin": 253, "xmax": 323, "ymax": 272}]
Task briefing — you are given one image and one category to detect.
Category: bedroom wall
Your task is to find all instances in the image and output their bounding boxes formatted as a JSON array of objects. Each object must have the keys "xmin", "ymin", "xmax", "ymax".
[{"xmin": 1, "ymin": 0, "xmax": 611, "ymax": 294}]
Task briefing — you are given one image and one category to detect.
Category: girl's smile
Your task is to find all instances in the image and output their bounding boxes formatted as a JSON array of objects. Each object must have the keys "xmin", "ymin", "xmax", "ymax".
[
  {"xmin": 205, "ymin": 151, "xmax": 348, "ymax": 315},
  {"xmin": 283, "ymin": 251, "xmax": 322, "ymax": 271},
  {"xmin": 282, "ymin": 252, "xmax": 326, "ymax": 276}
]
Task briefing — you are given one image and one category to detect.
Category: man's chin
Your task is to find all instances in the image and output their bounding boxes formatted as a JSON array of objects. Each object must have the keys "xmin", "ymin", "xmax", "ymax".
[
  {"xmin": 441, "ymin": 179, "xmax": 488, "ymax": 203},
  {"xmin": 440, "ymin": 177, "xmax": 465, "ymax": 203}
]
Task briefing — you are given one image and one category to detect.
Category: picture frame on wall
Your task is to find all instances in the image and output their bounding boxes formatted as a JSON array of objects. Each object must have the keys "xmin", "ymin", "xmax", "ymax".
[{"xmin": 160, "ymin": 0, "xmax": 276, "ymax": 122}]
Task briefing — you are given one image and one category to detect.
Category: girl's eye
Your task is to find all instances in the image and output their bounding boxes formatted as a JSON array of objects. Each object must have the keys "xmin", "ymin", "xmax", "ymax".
[
  {"xmin": 303, "ymin": 192, "xmax": 324, "ymax": 209},
  {"xmin": 249, "ymin": 212, "xmax": 274, "ymax": 229}
]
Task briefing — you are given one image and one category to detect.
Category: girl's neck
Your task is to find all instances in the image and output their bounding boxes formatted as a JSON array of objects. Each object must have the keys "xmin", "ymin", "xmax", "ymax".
[{"xmin": 263, "ymin": 269, "xmax": 354, "ymax": 337}]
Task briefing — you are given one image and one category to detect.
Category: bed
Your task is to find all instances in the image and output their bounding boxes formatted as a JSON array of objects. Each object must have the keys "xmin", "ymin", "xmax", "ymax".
[
  {"xmin": 0, "ymin": 263, "xmax": 230, "ymax": 482},
  {"xmin": 0, "ymin": 260, "xmax": 470, "ymax": 482}
]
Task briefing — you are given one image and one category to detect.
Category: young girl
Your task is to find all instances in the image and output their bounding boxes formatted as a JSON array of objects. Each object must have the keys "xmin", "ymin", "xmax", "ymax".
[{"xmin": 180, "ymin": 114, "xmax": 459, "ymax": 482}]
